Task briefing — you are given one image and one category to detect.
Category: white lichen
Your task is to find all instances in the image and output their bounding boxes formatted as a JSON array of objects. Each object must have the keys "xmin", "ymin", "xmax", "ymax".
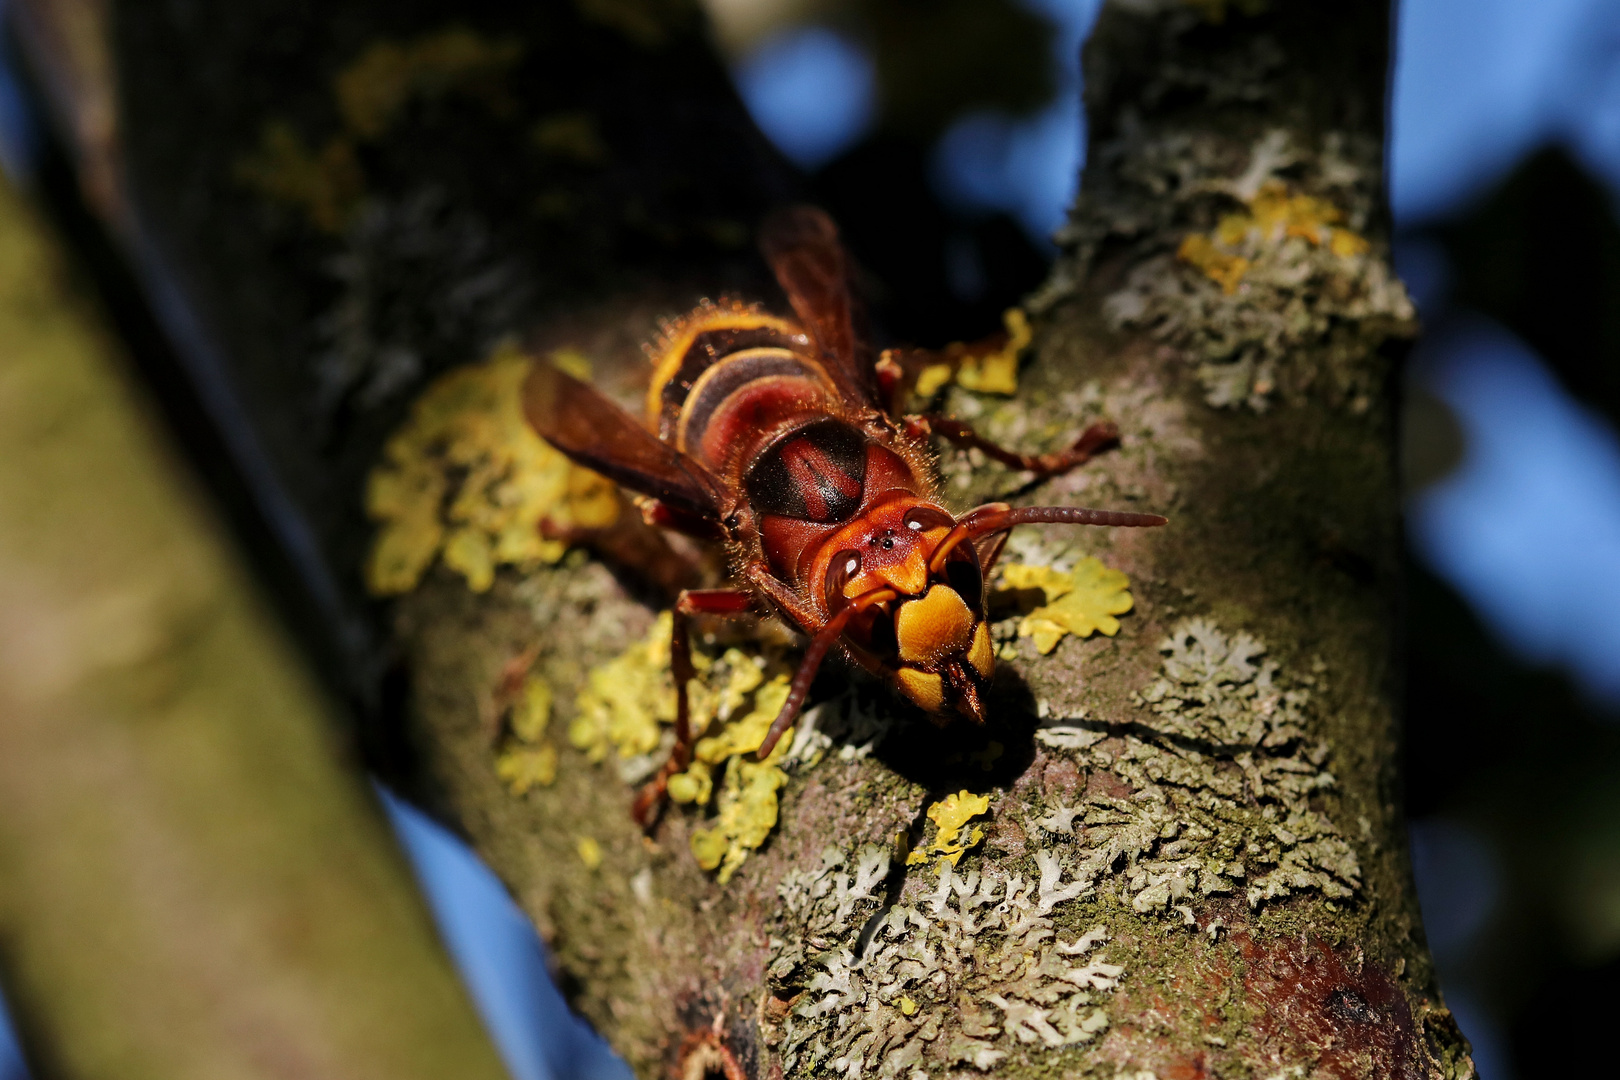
[
  {"xmin": 770, "ymin": 847, "xmax": 1124, "ymax": 1077},
  {"xmin": 1028, "ymin": 617, "xmax": 1359, "ymax": 913},
  {"xmin": 767, "ymin": 618, "xmax": 1359, "ymax": 1075}
]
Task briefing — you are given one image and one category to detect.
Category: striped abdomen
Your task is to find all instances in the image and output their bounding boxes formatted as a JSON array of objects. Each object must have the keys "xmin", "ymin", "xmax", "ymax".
[{"xmin": 647, "ymin": 302, "xmax": 853, "ymax": 491}]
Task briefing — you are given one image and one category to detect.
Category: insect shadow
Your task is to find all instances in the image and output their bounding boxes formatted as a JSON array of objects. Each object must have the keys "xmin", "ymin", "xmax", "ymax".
[{"xmin": 861, "ymin": 662, "xmax": 1041, "ymax": 796}]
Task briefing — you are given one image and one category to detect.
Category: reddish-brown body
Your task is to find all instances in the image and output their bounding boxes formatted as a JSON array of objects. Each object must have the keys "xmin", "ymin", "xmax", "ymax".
[{"xmin": 523, "ymin": 206, "xmax": 1165, "ymax": 823}]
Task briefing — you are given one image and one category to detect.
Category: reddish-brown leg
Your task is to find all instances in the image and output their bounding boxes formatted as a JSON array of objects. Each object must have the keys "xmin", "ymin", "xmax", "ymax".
[
  {"xmin": 632, "ymin": 588, "xmax": 755, "ymax": 828},
  {"xmin": 673, "ymin": 1028, "xmax": 748, "ymax": 1080},
  {"xmin": 755, "ymin": 587, "xmax": 898, "ymax": 761},
  {"xmin": 905, "ymin": 413, "xmax": 1121, "ymax": 479}
]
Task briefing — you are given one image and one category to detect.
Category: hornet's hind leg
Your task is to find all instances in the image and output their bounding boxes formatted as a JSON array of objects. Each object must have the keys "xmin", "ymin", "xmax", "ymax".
[{"xmin": 903, "ymin": 413, "xmax": 1120, "ymax": 481}]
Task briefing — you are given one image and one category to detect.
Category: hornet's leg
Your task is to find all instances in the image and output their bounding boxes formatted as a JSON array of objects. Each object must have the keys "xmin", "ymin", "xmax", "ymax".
[
  {"xmin": 632, "ymin": 588, "xmax": 755, "ymax": 828},
  {"xmin": 904, "ymin": 413, "xmax": 1121, "ymax": 480},
  {"xmin": 754, "ymin": 587, "xmax": 899, "ymax": 761}
]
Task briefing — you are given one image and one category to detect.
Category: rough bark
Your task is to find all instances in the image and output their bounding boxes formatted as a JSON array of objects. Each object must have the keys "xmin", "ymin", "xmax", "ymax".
[
  {"xmin": 389, "ymin": 4, "xmax": 1473, "ymax": 1079},
  {"xmin": 7, "ymin": 1, "xmax": 1477, "ymax": 1078},
  {"xmin": 0, "ymin": 173, "xmax": 507, "ymax": 1080}
]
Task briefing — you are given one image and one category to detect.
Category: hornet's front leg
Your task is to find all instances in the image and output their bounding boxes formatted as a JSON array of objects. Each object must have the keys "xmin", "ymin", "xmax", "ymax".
[{"xmin": 631, "ymin": 588, "xmax": 755, "ymax": 828}]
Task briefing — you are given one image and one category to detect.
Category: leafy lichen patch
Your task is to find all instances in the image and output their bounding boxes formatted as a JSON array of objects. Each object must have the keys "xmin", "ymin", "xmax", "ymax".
[
  {"xmin": 690, "ymin": 754, "xmax": 789, "ymax": 884},
  {"xmin": 755, "ymin": 618, "xmax": 1357, "ymax": 1075},
  {"xmin": 363, "ymin": 344, "xmax": 619, "ymax": 596},
  {"xmin": 768, "ymin": 844, "xmax": 1123, "ymax": 1078},
  {"xmin": 1063, "ymin": 123, "xmax": 1415, "ymax": 414},
  {"xmin": 563, "ymin": 611, "xmax": 804, "ymax": 883},
  {"xmin": 1002, "ymin": 558, "xmax": 1136, "ymax": 655},
  {"xmin": 495, "ymin": 672, "xmax": 559, "ymax": 795},
  {"xmin": 906, "ymin": 791, "xmax": 992, "ymax": 868},
  {"xmin": 1030, "ymin": 617, "xmax": 1359, "ymax": 915},
  {"xmin": 335, "ymin": 28, "xmax": 525, "ymax": 141},
  {"xmin": 913, "ymin": 307, "xmax": 1033, "ymax": 399},
  {"xmin": 236, "ymin": 26, "xmax": 525, "ymax": 232},
  {"xmin": 566, "ymin": 610, "xmax": 675, "ymax": 764},
  {"xmin": 233, "ymin": 122, "xmax": 364, "ymax": 234},
  {"xmin": 1176, "ymin": 178, "xmax": 1369, "ymax": 295}
]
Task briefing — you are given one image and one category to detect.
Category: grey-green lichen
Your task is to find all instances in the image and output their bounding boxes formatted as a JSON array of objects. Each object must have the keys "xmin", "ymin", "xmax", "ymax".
[
  {"xmin": 1046, "ymin": 617, "xmax": 1360, "ymax": 913},
  {"xmin": 767, "ymin": 844, "xmax": 1122, "ymax": 1077},
  {"xmin": 1094, "ymin": 129, "xmax": 1414, "ymax": 414},
  {"xmin": 763, "ymin": 617, "xmax": 1356, "ymax": 1077}
]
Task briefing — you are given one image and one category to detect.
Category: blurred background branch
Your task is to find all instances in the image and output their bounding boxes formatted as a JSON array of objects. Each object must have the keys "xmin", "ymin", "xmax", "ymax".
[{"xmin": 0, "ymin": 168, "xmax": 508, "ymax": 1079}]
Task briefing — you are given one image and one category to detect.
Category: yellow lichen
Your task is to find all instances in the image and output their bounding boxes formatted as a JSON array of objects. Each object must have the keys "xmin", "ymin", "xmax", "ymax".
[
  {"xmin": 336, "ymin": 28, "xmax": 525, "ymax": 140},
  {"xmin": 953, "ymin": 307, "xmax": 1030, "ymax": 395},
  {"xmin": 1178, "ymin": 179, "xmax": 1370, "ymax": 294},
  {"xmin": 495, "ymin": 673, "xmax": 560, "ymax": 795},
  {"xmin": 510, "ymin": 675, "xmax": 552, "ymax": 743},
  {"xmin": 577, "ymin": 836, "xmax": 604, "ymax": 869},
  {"xmin": 363, "ymin": 343, "xmax": 619, "ymax": 596},
  {"xmin": 567, "ymin": 612, "xmax": 674, "ymax": 762},
  {"xmin": 569, "ymin": 613, "xmax": 797, "ymax": 882},
  {"xmin": 1176, "ymin": 234, "xmax": 1250, "ymax": 296},
  {"xmin": 691, "ymin": 673, "xmax": 790, "ymax": 765},
  {"xmin": 681, "ymin": 675, "xmax": 793, "ymax": 882},
  {"xmin": 495, "ymin": 743, "xmax": 558, "ymax": 795},
  {"xmin": 531, "ymin": 111, "xmax": 608, "ymax": 164},
  {"xmin": 913, "ymin": 307, "xmax": 1031, "ymax": 399},
  {"xmin": 233, "ymin": 122, "xmax": 365, "ymax": 233},
  {"xmin": 1003, "ymin": 558, "xmax": 1135, "ymax": 655},
  {"xmin": 238, "ymin": 28, "xmax": 523, "ymax": 230},
  {"xmin": 690, "ymin": 757, "xmax": 789, "ymax": 884},
  {"xmin": 898, "ymin": 996, "xmax": 918, "ymax": 1016},
  {"xmin": 905, "ymin": 790, "xmax": 990, "ymax": 868},
  {"xmin": 666, "ymin": 766, "xmax": 711, "ymax": 806},
  {"xmin": 573, "ymin": 0, "xmax": 691, "ymax": 49},
  {"xmin": 913, "ymin": 362, "xmax": 954, "ymax": 400}
]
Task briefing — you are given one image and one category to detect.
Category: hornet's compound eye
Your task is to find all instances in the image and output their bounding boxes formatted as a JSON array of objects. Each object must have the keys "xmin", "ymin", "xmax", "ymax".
[{"xmin": 825, "ymin": 549, "xmax": 862, "ymax": 610}]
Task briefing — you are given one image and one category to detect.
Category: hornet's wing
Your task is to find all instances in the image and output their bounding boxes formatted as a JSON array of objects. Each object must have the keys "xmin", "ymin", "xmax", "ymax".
[{"xmin": 522, "ymin": 359, "xmax": 724, "ymax": 521}]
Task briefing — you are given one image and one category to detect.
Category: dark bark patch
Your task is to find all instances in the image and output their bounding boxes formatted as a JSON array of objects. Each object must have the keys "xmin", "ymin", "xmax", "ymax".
[
  {"xmin": 1242, "ymin": 933, "xmax": 1421, "ymax": 1080},
  {"xmin": 1039, "ymin": 755, "xmax": 1082, "ymax": 803}
]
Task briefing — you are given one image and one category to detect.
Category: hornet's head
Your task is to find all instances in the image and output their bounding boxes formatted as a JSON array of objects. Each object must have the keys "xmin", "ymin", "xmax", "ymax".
[{"xmin": 809, "ymin": 495, "xmax": 994, "ymax": 723}]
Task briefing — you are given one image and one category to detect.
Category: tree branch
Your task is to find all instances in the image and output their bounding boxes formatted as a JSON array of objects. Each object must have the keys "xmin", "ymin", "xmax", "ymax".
[{"xmin": 7, "ymin": 1, "xmax": 1479, "ymax": 1077}]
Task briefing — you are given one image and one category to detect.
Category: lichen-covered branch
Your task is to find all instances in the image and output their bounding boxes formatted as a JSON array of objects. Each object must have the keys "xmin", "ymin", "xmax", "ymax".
[
  {"xmin": 17, "ymin": 0, "xmax": 1473, "ymax": 1076},
  {"xmin": 384, "ymin": 4, "xmax": 1472, "ymax": 1079}
]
